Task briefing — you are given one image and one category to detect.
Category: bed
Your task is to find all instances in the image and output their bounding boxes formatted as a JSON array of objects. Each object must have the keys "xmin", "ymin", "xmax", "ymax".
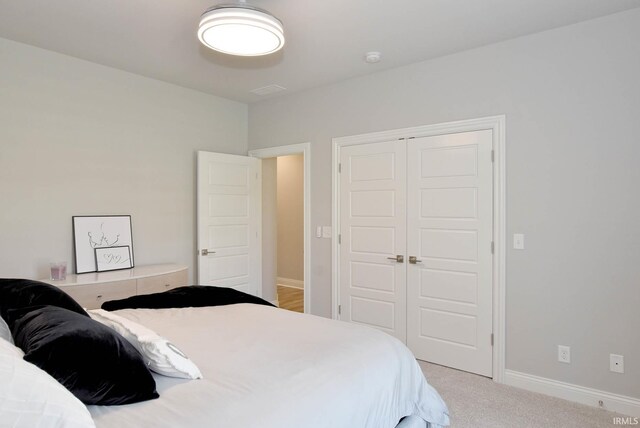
[{"xmin": 0, "ymin": 280, "xmax": 449, "ymax": 428}]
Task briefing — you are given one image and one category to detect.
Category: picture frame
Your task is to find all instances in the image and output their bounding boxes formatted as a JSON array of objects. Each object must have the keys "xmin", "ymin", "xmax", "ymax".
[
  {"xmin": 72, "ymin": 215, "xmax": 134, "ymax": 274},
  {"xmin": 94, "ymin": 245, "xmax": 133, "ymax": 272}
]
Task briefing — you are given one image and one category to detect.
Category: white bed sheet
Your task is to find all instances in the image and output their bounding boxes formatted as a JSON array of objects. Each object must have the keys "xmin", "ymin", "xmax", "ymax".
[{"xmin": 88, "ymin": 304, "xmax": 449, "ymax": 428}]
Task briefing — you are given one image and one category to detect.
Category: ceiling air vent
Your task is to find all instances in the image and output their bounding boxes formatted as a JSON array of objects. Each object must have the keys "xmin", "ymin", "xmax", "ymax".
[{"xmin": 250, "ymin": 84, "xmax": 286, "ymax": 96}]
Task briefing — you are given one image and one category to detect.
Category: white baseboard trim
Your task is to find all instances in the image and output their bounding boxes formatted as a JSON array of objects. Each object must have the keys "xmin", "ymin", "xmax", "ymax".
[
  {"xmin": 277, "ymin": 277, "xmax": 304, "ymax": 289},
  {"xmin": 504, "ymin": 369, "xmax": 640, "ymax": 417}
]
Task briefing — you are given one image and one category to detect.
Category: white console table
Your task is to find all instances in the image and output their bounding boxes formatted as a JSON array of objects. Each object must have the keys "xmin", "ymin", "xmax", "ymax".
[{"xmin": 41, "ymin": 263, "xmax": 188, "ymax": 309}]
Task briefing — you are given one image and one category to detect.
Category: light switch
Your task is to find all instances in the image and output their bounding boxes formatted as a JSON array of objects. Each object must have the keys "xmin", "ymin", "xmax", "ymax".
[
  {"xmin": 322, "ymin": 226, "xmax": 332, "ymax": 239},
  {"xmin": 316, "ymin": 226, "xmax": 322, "ymax": 238},
  {"xmin": 513, "ymin": 233, "xmax": 525, "ymax": 250}
]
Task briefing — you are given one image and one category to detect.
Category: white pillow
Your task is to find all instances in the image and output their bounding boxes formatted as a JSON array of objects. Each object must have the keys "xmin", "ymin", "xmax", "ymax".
[
  {"xmin": 89, "ymin": 309, "xmax": 202, "ymax": 380},
  {"xmin": 0, "ymin": 338, "xmax": 95, "ymax": 428},
  {"xmin": 0, "ymin": 315, "xmax": 13, "ymax": 344},
  {"xmin": 0, "ymin": 336, "xmax": 23, "ymax": 358}
]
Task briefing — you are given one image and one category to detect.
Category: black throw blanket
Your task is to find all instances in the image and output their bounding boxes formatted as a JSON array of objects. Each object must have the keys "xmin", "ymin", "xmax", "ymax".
[{"xmin": 101, "ymin": 285, "xmax": 275, "ymax": 311}]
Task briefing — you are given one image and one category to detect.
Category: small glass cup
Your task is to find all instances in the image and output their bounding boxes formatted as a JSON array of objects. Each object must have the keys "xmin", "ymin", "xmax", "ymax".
[{"xmin": 50, "ymin": 262, "xmax": 67, "ymax": 281}]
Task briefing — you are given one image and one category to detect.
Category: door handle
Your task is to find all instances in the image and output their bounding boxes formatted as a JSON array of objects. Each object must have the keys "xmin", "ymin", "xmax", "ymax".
[
  {"xmin": 387, "ymin": 255, "xmax": 404, "ymax": 263},
  {"xmin": 201, "ymin": 249, "xmax": 216, "ymax": 256},
  {"xmin": 409, "ymin": 256, "xmax": 422, "ymax": 264}
]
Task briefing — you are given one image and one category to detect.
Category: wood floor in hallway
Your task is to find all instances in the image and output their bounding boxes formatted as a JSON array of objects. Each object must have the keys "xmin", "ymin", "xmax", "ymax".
[{"xmin": 277, "ymin": 284, "xmax": 303, "ymax": 313}]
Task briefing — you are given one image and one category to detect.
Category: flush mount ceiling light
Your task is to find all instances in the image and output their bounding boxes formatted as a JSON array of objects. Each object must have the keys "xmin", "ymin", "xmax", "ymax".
[{"xmin": 198, "ymin": 1, "xmax": 284, "ymax": 56}]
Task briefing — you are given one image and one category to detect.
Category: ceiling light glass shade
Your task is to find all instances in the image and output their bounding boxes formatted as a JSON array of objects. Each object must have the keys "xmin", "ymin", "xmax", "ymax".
[{"xmin": 198, "ymin": 4, "xmax": 284, "ymax": 56}]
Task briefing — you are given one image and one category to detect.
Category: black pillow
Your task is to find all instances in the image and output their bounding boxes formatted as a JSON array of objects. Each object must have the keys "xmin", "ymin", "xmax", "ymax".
[
  {"xmin": 0, "ymin": 278, "xmax": 88, "ymax": 323},
  {"xmin": 9, "ymin": 305, "xmax": 159, "ymax": 405}
]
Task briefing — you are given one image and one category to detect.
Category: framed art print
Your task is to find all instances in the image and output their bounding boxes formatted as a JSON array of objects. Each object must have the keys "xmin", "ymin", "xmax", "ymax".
[
  {"xmin": 73, "ymin": 215, "xmax": 134, "ymax": 274},
  {"xmin": 94, "ymin": 245, "xmax": 133, "ymax": 272}
]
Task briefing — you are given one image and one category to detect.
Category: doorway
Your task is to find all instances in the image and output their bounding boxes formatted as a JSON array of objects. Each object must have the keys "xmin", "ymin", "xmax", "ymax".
[
  {"xmin": 249, "ymin": 143, "xmax": 311, "ymax": 313},
  {"xmin": 270, "ymin": 154, "xmax": 304, "ymax": 312}
]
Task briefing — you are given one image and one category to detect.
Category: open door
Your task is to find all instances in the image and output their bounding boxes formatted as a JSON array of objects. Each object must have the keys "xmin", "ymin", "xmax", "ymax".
[{"xmin": 197, "ymin": 151, "xmax": 261, "ymax": 296}]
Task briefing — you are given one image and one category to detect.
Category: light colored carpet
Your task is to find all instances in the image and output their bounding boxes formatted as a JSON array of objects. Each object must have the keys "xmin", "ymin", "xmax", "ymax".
[{"xmin": 418, "ymin": 361, "xmax": 625, "ymax": 428}]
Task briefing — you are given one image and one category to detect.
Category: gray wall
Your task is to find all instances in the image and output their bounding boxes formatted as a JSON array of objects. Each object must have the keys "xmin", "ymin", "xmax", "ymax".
[
  {"xmin": 0, "ymin": 37, "xmax": 248, "ymax": 282},
  {"xmin": 277, "ymin": 154, "xmax": 304, "ymax": 283},
  {"xmin": 261, "ymin": 157, "xmax": 278, "ymax": 303},
  {"xmin": 249, "ymin": 10, "xmax": 640, "ymax": 398}
]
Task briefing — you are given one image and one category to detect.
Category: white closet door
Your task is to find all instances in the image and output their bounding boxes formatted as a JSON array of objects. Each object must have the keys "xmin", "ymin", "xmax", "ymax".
[
  {"xmin": 406, "ymin": 130, "xmax": 493, "ymax": 376},
  {"xmin": 197, "ymin": 151, "xmax": 261, "ymax": 296},
  {"xmin": 339, "ymin": 141, "xmax": 407, "ymax": 342}
]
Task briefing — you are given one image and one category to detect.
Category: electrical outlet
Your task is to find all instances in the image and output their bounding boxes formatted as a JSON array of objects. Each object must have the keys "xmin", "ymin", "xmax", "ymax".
[
  {"xmin": 558, "ymin": 345, "xmax": 571, "ymax": 363},
  {"xmin": 610, "ymin": 354, "xmax": 624, "ymax": 373}
]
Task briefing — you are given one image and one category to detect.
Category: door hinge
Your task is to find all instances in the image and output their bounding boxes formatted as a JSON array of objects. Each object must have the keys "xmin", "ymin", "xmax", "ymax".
[
  {"xmin": 338, "ymin": 163, "xmax": 341, "ymax": 173},
  {"xmin": 491, "ymin": 241, "xmax": 494, "ymax": 254},
  {"xmin": 338, "ymin": 234, "xmax": 341, "ymax": 244},
  {"xmin": 338, "ymin": 304, "xmax": 342, "ymax": 315},
  {"xmin": 491, "ymin": 333, "xmax": 494, "ymax": 346},
  {"xmin": 491, "ymin": 150, "xmax": 495, "ymax": 162}
]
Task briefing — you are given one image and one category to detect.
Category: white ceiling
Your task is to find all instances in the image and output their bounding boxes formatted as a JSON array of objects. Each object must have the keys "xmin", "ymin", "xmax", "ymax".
[{"xmin": 1, "ymin": 0, "xmax": 639, "ymax": 103}]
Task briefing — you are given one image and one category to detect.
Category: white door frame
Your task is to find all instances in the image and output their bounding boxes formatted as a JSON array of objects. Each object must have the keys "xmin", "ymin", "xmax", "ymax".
[
  {"xmin": 249, "ymin": 143, "xmax": 312, "ymax": 314},
  {"xmin": 331, "ymin": 116, "xmax": 506, "ymax": 382}
]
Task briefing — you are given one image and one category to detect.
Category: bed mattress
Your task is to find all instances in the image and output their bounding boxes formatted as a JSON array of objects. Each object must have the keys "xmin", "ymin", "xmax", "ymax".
[{"xmin": 87, "ymin": 304, "xmax": 449, "ymax": 428}]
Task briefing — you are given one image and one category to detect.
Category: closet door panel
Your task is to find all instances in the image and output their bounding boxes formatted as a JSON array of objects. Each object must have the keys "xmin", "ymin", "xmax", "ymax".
[
  {"xmin": 406, "ymin": 130, "xmax": 494, "ymax": 377},
  {"xmin": 339, "ymin": 141, "xmax": 407, "ymax": 342}
]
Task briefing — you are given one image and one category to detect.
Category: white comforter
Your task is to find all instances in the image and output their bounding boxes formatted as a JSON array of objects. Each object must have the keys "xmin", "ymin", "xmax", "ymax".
[{"xmin": 88, "ymin": 304, "xmax": 449, "ymax": 428}]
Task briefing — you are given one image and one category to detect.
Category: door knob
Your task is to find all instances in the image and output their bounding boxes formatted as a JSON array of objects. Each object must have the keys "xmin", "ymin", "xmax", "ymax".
[
  {"xmin": 201, "ymin": 249, "xmax": 216, "ymax": 256},
  {"xmin": 409, "ymin": 256, "xmax": 422, "ymax": 264},
  {"xmin": 387, "ymin": 255, "xmax": 404, "ymax": 263}
]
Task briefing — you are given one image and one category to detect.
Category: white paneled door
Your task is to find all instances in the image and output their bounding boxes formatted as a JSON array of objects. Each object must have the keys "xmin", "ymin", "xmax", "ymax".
[
  {"xmin": 338, "ymin": 130, "xmax": 493, "ymax": 376},
  {"xmin": 406, "ymin": 130, "xmax": 493, "ymax": 377},
  {"xmin": 197, "ymin": 151, "xmax": 261, "ymax": 296},
  {"xmin": 339, "ymin": 140, "xmax": 407, "ymax": 342}
]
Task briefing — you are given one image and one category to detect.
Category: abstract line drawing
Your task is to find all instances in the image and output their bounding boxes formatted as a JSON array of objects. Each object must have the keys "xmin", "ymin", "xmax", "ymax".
[
  {"xmin": 95, "ymin": 245, "xmax": 133, "ymax": 272},
  {"xmin": 88, "ymin": 223, "xmax": 121, "ymax": 249},
  {"xmin": 73, "ymin": 215, "xmax": 134, "ymax": 274}
]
